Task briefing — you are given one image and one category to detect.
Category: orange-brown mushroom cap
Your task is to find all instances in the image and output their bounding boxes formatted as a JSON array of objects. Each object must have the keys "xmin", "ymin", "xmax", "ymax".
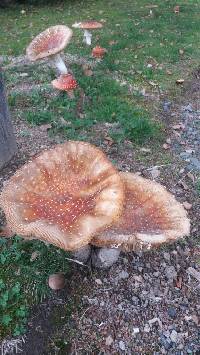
[
  {"xmin": 26, "ymin": 25, "xmax": 73, "ymax": 61},
  {"xmin": 0, "ymin": 142, "xmax": 124, "ymax": 251},
  {"xmin": 74, "ymin": 21, "xmax": 103, "ymax": 30},
  {"xmin": 92, "ymin": 46, "xmax": 107, "ymax": 58},
  {"xmin": 51, "ymin": 74, "xmax": 77, "ymax": 91},
  {"xmin": 92, "ymin": 172, "xmax": 190, "ymax": 252}
]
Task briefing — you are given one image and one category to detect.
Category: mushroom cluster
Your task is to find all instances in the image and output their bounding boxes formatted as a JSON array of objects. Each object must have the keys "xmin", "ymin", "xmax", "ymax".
[
  {"xmin": 26, "ymin": 20, "xmax": 107, "ymax": 98},
  {"xmin": 0, "ymin": 142, "xmax": 190, "ymax": 261}
]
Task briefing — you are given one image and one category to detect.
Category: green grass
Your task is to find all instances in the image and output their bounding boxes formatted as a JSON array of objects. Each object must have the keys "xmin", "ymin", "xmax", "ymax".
[
  {"xmin": 0, "ymin": 236, "xmax": 70, "ymax": 340},
  {"xmin": 1, "ymin": 0, "xmax": 200, "ymax": 144}
]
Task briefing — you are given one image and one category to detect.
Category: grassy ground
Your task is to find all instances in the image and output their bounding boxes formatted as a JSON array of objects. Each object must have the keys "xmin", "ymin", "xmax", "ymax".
[{"xmin": 0, "ymin": 0, "xmax": 200, "ymax": 343}]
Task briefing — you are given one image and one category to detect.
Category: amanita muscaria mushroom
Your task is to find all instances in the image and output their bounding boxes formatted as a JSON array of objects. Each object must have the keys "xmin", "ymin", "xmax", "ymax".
[
  {"xmin": 92, "ymin": 46, "xmax": 107, "ymax": 59},
  {"xmin": 92, "ymin": 173, "xmax": 190, "ymax": 252},
  {"xmin": 72, "ymin": 21, "xmax": 103, "ymax": 46},
  {"xmin": 0, "ymin": 142, "xmax": 124, "ymax": 251},
  {"xmin": 26, "ymin": 25, "xmax": 72, "ymax": 74},
  {"xmin": 51, "ymin": 74, "xmax": 78, "ymax": 99}
]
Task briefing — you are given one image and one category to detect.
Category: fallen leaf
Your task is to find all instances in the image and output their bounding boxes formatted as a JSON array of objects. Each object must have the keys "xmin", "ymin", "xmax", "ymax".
[
  {"xmin": 166, "ymin": 70, "xmax": 173, "ymax": 75},
  {"xmin": 84, "ymin": 68, "xmax": 93, "ymax": 76},
  {"xmin": 187, "ymin": 267, "xmax": 200, "ymax": 282},
  {"xmin": 163, "ymin": 143, "xmax": 170, "ymax": 150},
  {"xmin": 166, "ymin": 138, "xmax": 171, "ymax": 144},
  {"xmin": 176, "ymin": 276, "xmax": 182, "ymax": 289},
  {"xmin": 176, "ymin": 79, "xmax": 184, "ymax": 85},
  {"xmin": 30, "ymin": 251, "xmax": 40, "ymax": 262},
  {"xmin": 179, "ymin": 181, "xmax": 189, "ymax": 190},
  {"xmin": 106, "ymin": 335, "xmax": 113, "ymax": 346},
  {"xmin": 183, "ymin": 201, "xmax": 192, "ymax": 210},
  {"xmin": 150, "ymin": 167, "xmax": 160, "ymax": 179},
  {"xmin": 174, "ymin": 5, "xmax": 180, "ymax": 13},
  {"xmin": 95, "ymin": 278, "xmax": 103, "ymax": 285},
  {"xmin": 140, "ymin": 147, "xmax": 151, "ymax": 153},
  {"xmin": 109, "ymin": 40, "xmax": 117, "ymax": 45},
  {"xmin": 179, "ymin": 49, "xmax": 184, "ymax": 55},
  {"xmin": 104, "ymin": 136, "xmax": 114, "ymax": 146},
  {"xmin": 172, "ymin": 123, "xmax": 184, "ymax": 130},
  {"xmin": 187, "ymin": 172, "xmax": 195, "ymax": 183},
  {"xmin": 40, "ymin": 124, "xmax": 52, "ymax": 132}
]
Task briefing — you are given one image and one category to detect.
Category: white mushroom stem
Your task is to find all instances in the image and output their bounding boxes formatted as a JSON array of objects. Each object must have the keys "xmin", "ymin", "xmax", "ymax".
[
  {"xmin": 67, "ymin": 90, "xmax": 75, "ymax": 99},
  {"xmin": 53, "ymin": 53, "xmax": 68, "ymax": 74},
  {"xmin": 83, "ymin": 30, "xmax": 92, "ymax": 46}
]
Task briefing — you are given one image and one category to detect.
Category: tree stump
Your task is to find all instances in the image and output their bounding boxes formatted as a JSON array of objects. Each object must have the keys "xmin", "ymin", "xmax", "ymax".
[{"xmin": 0, "ymin": 68, "xmax": 17, "ymax": 169}]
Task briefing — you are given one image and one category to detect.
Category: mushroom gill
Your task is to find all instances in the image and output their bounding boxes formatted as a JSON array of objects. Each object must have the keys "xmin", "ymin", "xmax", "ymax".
[
  {"xmin": 0, "ymin": 142, "xmax": 124, "ymax": 251},
  {"xmin": 92, "ymin": 172, "xmax": 190, "ymax": 252}
]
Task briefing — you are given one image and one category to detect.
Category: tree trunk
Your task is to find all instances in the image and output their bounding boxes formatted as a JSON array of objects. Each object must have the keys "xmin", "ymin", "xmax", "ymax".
[{"xmin": 0, "ymin": 68, "xmax": 17, "ymax": 169}]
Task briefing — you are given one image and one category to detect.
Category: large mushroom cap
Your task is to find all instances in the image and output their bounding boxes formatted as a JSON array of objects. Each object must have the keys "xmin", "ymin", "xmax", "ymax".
[
  {"xmin": 26, "ymin": 25, "xmax": 73, "ymax": 61},
  {"xmin": 72, "ymin": 21, "xmax": 103, "ymax": 30},
  {"xmin": 92, "ymin": 172, "xmax": 190, "ymax": 251},
  {"xmin": 51, "ymin": 74, "xmax": 77, "ymax": 91},
  {"xmin": 0, "ymin": 142, "xmax": 124, "ymax": 251}
]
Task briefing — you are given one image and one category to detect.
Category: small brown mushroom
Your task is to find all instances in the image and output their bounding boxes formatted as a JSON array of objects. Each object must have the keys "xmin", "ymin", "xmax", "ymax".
[
  {"xmin": 48, "ymin": 273, "xmax": 66, "ymax": 290},
  {"xmin": 51, "ymin": 74, "xmax": 78, "ymax": 99},
  {"xmin": 0, "ymin": 142, "xmax": 124, "ymax": 251},
  {"xmin": 92, "ymin": 46, "xmax": 107, "ymax": 59},
  {"xmin": 92, "ymin": 172, "xmax": 190, "ymax": 252},
  {"xmin": 26, "ymin": 25, "xmax": 73, "ymax": 74},
  {"xmin": 72, "ymin": 21, "xmax": 103, "ymax": 46}
]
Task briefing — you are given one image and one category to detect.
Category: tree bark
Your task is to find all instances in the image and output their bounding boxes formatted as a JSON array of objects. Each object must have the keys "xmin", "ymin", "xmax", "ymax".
[{"xmin": 0, "ymin": 68, "xmax": 17, "ymax": 169}]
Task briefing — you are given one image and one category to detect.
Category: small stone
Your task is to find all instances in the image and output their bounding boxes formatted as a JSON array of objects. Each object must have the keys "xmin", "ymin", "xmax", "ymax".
[
  {"xmin": 119, "ymin": 340, "xmax": 126, "ymax": 351},
  {"xmin": 163, "ymin": 252, "xmax": 171, "ymax": 262},
  {"xmin": 168, "ymin": 307, "xmax": 177, "ymax": 318},
  {"xmin": 95, "ymin": 278, "xmax": 103, "ymax": 285},
  {"xmin": 183, "ymin": 201, "xmax": 192, "ymax": 210},
  {"xmin": 170, "ymin": 330, "xmax": 178, "ymax": 343},
  {"xmin": 118, "ymin": 270, "xmax": 129, "ymax": 280},
  {"xmin": 48, "ymin": 273, "xmax": 65, "ymax": 290},
  {"xmin": 160, "ymin": 335, "xmax": 173, "ymax": 350},
  {"xmin": 133, "ymin": 327, "xmax": 140, "ymax": 334},
  {"xmin": 165, "ymin": 266, "xmax": 177, "ymax": 281},
  {"xmin": 183, "ymin": 104, "xmax": 193, "ymax": 112},
  {"xmin": 106, "ymin": 335, "xmax": 113, "ymax": 346},
  {"xmin": 144, "ymin": 324, "xmax": 150, "ymax": 332}
]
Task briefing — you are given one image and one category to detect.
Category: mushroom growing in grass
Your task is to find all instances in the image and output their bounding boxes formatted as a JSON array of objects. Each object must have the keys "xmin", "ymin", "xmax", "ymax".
[
  {"xmin": 52, "ymin": 74, "xmax": 78, "ymax": 99},
  {"xmin": 26, "ymin": 25, "xmax": 73, "ymax": 74},
  {"xmin": 72, "ymin": 21, "xmax": 103, "ymax": 46},
  {"xmin": 0, "ymin": 142, "xmax": 124, "ymax": 251},
  {"xmin": 92, "ymin": 172, "xmax": 190, "ymax": 253},
  {"xmin": 92, "ymin": 46, "xmax": 107, "ymax": 59}
]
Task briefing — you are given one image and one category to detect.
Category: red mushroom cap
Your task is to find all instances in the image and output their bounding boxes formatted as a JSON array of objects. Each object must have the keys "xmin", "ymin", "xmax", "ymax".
[
  {"xmin": 0, "ymin": 142, "xmax": 124, "ymax": 251},
  {"xmin": 26, "ymin": 25, "xmax": 73, "ymax": 61},
  {"xmin": 92, "ymin": 172, "xmax": 190, "ymax": 251},
  {"xmin": 51, "ymin": 74, "xmax": 77, "ymax": 91},
  {"xmin": 74, "ymin": 21, "xmax": 103, "ymax": 30},
  {"xmin": 92, "ymin": 46, "xmax": 107, "ymax": 58}
]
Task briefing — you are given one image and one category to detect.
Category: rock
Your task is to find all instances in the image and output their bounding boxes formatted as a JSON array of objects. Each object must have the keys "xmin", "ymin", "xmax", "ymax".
[
  {"xmin": 106, "ymin": 335, "xmax": 113, "ymax": 346},
  {"xmin": 168, "ymin": 307, "xmax": 177, "ymax": 318},
  {"xmin": 91, "ymin": 247, "xmax": 121, "ymax": 269},
  {"xmin": 48, "ymin": 273, "xmax": 65, "ymax": 290},
  {"xmin": 163, "ymin": 252, "xmax": 171, "ymax": 262},
  {"xmin": 133, "ymin": 327, "xmax": 140, "ymax": 334},
  {"xmin": 95, "ymin": 278, "xmax": 103, "ymax": 285},
  {"xmin": 118, "ymin": 270, "xmax": 129, "ymax": 280},
  {"xmin": 183, "ymin": 104, "xmax": 193, "ymax": 112},
  {"xmin": 170, "ymin": 330, "xmax": 178, "ymax": 343},
  {"xmin": 163, "ymin": 101, "xmax": 171, "ymax": 112},
  {"xmin": 119, "ymin": 340, "xmax": 126, "ymax": 351},
  {"xmin": 71, "ymin": 245, "xmax": 91, "ymax": 263},
  {"xmin": 160, "ymin": 335, "xmax": 172, "ymax": 350},
  {"xmin": 165, "ymin": 266, "xmax": 177, "ymax": 281}
]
